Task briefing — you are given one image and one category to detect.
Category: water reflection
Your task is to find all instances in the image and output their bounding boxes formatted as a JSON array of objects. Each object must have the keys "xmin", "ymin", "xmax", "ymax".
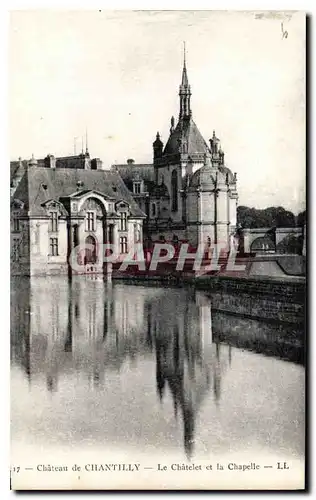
[{"xmin": 10, "ymin": 277, "xmax": 303, "ymax": 459}]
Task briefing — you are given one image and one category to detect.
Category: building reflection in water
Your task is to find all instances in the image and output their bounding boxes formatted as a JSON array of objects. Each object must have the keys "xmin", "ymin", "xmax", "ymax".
[{"xmin": 10, "ymin": 277, "xmax": 231, "ymax": 458}]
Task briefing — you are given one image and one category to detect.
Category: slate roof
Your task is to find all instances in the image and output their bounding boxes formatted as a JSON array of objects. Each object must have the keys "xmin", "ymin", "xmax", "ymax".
[
  {"xmin": 112, "ymin": 164, "xmax": 154, "ymax": 181},
  {"xmin": 111, "ymin": 163, "xmax": 155, "ymax": 193},
  {"xmin": 12, "ymin": 167, "xmax": 146, "ymax": 218},
  {"xmin": 36, "ymin": 153, "xmax": 90, "ymax": 169},
  {"xmin": 10, "ymin": 160, "xmax": 28, "ymax": 183},
  {"xmin": 163, "ymin": 118, "xmax": 210, "ymax": 160}
]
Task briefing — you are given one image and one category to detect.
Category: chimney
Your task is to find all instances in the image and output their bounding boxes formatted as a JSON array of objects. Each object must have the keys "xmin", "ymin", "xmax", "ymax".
[
  {"xmin": 44, "ymin": 154, "xmax": 56, "ymax": 169},
  {"xmin": 127, "ymin": 158, "xmax": 135, "ymax": 165},
  {"xmin": 91, "ymin": 158, "xmax": 103, "ymax": 170}
]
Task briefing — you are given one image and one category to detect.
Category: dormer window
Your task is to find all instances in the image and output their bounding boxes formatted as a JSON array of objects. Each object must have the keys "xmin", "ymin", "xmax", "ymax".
[
  {"xmin": 49, "ymin": 211, "xmax": 58, "ymax": 232},
  {"xmin": 133, "ymin": 181, "xmax": 141, "ymax": 194}
]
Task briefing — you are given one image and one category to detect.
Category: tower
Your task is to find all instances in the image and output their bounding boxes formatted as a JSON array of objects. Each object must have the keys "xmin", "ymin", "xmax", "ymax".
[{"xmin": 147, "ymin": 46, "xmax": 238, "ymax": 247}]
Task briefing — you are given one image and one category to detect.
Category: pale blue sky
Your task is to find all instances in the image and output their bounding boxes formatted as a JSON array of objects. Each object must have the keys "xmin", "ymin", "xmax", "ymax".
[{"xmin": 9, "ymin": 10, "xmax": 305, "ymax": 213}]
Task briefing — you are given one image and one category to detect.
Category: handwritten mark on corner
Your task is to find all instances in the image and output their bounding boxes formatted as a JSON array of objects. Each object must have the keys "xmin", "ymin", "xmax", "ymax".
[{"xmin": 281, "ymin": 23, "xmax": 288, "ymax": 39}]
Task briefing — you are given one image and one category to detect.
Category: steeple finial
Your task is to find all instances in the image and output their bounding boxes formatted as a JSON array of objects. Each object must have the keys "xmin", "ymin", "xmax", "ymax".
[
  {"xmin": 85, "ymin": 128, "xmax": 89, "ymax": 154},
  {"xmin": 181, "ymin": 41, "xmax": 189, "ymax": 86}
]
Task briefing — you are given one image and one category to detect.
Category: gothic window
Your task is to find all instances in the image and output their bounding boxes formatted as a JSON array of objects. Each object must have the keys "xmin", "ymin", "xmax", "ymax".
[
  {"xmin": 119, "ymin": 212, "xmax": 127, "ymax": 231},
  {"xmin": 49, "ymin": 211, "xmax": 58, "ymax": 232},
  {"xmin": 133, "ymin": 182, "xmax": 141, "ymax": 194},
  {"xmin": 171, "ymin": 170, "xmax": 178, "ymax": 212},
  {"xmin": 152, "ymin": 203, "xmax": 157, "ymax": 217},
  {"xmin": 49, "ymin": 237, "xmax": 59, "ymax": 256},
  {"xmin": 120, "ymin": 236, "xmax": 128, "ymax": 254},
  {"xmin": 86, "ymin": 211, "xmax": 95, "ymax": 232}
]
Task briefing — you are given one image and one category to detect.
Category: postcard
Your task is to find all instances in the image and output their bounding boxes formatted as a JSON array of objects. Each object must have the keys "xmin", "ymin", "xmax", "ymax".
[{"xmin": 10, "ymin": 10, "xmax": 306, "ymax": 490}]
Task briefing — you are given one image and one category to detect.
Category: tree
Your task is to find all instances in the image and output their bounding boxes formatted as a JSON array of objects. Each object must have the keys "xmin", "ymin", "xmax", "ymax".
[
  {"xmin": 237, "ymin": 206, "xmax": 296, "ymax": 229},
  {"xmin": 296, "ymin": 210, "xmax": 306, "ymax": 227}
]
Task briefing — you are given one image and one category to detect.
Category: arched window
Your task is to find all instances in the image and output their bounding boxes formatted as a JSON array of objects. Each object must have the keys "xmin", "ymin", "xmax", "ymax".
[
  {"xmin": 152, "ymin": 203, "xmax": 156, "ymax": 217},
  {"xmin": 171, "ymin": 169, "xmax": 178, "ymax": 212}
]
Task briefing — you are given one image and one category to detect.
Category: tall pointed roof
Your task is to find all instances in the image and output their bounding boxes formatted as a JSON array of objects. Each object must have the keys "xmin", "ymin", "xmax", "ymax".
[
  {"xmin": 163, "ymin": 118, "xmax": 210, "ymax": 161},
  {"xmin": 181, "ymin": 42, "xmax": 189, "ymax": 86}
]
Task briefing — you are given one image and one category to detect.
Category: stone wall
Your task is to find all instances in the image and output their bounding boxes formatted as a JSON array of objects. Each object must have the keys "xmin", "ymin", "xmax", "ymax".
[
  {"xmin": 113, "ymin": 274, "xmax": 305, "ymax": 325},
  {"xmin": 193, "ymin": 276, "xmax": 305, "ymax": 325},
  {"xmin": 212, "ymin": 311, "xmax": 304, "ymax": 364}
]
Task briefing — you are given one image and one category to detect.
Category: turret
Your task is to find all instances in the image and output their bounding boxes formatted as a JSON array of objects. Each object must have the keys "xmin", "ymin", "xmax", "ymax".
[
  {"xmin": 210, "ymin": 130, "xmax": 221, "ymax": 167},
  {"xmin": 153, "ymin": 132, "xmax": 163, "ymax": 184},
  {"xmin": 153, "ymin": 132, "xmax": 163, "ymax": 161},
  {"xmin": 179, "ymin": 42, "xmax": 192, "ymax": 120},
  {"xmin": 28, "ymin": 154, "xmax": 37, "ymax": 167},
  {"xmin": 170, "ymin": 116, "xmax": 175, "ymax": 134}
]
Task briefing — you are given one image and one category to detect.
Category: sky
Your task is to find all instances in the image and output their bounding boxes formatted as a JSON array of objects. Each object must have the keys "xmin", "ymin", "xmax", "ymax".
[{"xmin": 9, "ymin": 10, "xmax": 305, "ymax": 213}]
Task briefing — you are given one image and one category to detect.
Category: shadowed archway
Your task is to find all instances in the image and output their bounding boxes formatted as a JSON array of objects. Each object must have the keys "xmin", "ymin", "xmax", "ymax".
[{"xmin": 84, "ymin": 235, "xmax": 97, "ymax": 264}]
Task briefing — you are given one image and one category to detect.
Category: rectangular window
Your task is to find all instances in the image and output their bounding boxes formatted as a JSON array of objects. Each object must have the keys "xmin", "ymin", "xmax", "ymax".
[
  {"xmin": 86, "ymin": 212, "xmax": 95, "ymax": 232},
  {"xmin": 49, "ymin": 211, "xmax": 58, "ymax": 232},
  {"xmin": 12, "ymin": 238, "xmax": 20, "ymax": 261},
  {"xmin": 13, "ymin": 217, "xmax": 20, "ymax": 232},
  {"xmin": 120, "ymin": 236, "xmax": 128, "ymax": 254},
  {"xmin": 119, "ymin": 212, "xmax": 127, "ymax": 231},
  {"xmin": 134, "ymin": 224, "xmax": 141, "ymax": 243},
  {"xmin": 133, "ymin": 182, "xmax": 141, "ymax": 194},
  {"xmin": 49, "ymin": 237, "xmax": 59, "ymax": 256}
]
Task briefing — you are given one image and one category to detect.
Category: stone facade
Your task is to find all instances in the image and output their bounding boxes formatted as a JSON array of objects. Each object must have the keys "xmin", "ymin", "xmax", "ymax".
[
  {"xmin": 10, "ymin": 152, "xmax": 146, "ymax": 276},
  {"xmin": 112, "ymin": 53, "xmax": 238, "ymax": 251}
]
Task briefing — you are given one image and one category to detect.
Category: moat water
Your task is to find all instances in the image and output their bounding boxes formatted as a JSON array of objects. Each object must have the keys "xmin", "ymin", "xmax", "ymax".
[{"xmin": 11, "ymin": 276, "xmax": 304, "ymax": 467}]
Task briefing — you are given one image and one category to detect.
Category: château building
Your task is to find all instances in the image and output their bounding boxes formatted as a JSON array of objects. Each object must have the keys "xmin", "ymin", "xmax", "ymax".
[
  {"xmin": 112, "ymin": 51, "xmax": 239, "ymax": 250},
  {"xmin": 10, "ymin": 150, "xmax": 145, "ymax": 276}
]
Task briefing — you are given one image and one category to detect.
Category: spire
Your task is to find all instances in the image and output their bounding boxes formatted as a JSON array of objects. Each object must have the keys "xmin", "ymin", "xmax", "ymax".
[
  {"xmin": 181, "ymin": 41, "xmax": 188, "ymax": 86},
  {"xmin": 179, "ymin": 42, "xmax": 191, "ymax": 120}
]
